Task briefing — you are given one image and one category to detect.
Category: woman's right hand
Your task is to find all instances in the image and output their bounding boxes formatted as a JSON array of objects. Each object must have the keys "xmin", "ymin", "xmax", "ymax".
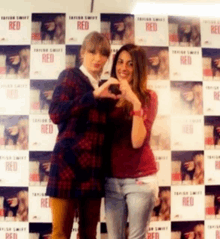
[{"xmin": 93, "ymin": 77, "xmax": 120, "ymax": 99}]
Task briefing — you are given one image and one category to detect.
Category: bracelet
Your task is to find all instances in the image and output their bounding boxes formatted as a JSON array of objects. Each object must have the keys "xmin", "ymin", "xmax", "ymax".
[{"xmin": 130, "ymin": 108, "xmax": 144, "ymax": 117}]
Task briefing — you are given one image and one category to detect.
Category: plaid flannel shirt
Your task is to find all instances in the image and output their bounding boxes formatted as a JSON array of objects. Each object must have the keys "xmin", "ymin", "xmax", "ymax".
[{"xmin": 46, "ymin": 68, "xmax": 108, "ymax": 199}]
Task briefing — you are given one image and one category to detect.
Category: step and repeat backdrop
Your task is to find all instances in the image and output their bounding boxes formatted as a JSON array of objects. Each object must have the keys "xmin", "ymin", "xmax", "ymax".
[{"xmin": 1, "ymin": 11, "xmax": 220, "ymax": 239}]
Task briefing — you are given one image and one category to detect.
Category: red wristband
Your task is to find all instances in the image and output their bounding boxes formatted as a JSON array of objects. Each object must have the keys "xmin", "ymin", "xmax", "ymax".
[{"xmin": 130, "ymin": 108, "xmax": 144, "ymax": 117}]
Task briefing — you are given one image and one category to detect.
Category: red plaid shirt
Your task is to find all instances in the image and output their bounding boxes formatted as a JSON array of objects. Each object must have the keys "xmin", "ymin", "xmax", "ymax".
[{"xmin": 46, "ymin": 68, "xmax": 108, "ymax": 198}]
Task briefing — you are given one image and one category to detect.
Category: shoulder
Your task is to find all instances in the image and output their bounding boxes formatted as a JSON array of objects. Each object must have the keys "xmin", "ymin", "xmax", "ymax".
[
  {"xmin": 145, "ymin": 90, "xmax": 158, "ymax": 105},
  {"xmin": 57, "ymin": 68, "xmax": 86, "ymax": 85}
]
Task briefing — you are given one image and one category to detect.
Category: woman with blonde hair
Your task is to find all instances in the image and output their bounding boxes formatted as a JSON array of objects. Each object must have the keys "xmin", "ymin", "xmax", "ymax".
[{"xmin": 46, "ymin": 31, "xmax": 118, "ymax": 239}]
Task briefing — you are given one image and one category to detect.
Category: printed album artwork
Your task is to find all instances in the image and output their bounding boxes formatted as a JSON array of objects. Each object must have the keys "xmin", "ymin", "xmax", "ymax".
[{"xmin": 0, "ymin": 11, "xmax": 220, "ymax": 238}]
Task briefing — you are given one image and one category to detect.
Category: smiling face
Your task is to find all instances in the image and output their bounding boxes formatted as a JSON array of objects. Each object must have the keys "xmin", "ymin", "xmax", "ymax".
[{"xmin": 115, "ymin": 50, "xmax": 134, "ymax": 83}]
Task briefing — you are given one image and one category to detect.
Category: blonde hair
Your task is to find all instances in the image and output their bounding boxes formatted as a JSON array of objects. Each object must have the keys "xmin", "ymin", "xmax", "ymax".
[{"xmin": 80, "ymin": 31, "xmax": 111, "ymax": 61}]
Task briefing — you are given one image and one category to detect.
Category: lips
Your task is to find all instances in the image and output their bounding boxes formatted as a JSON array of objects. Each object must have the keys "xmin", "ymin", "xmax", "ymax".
[
  {"xmin": 117, "ymin": 71, "xmax": 129, "ymax": 79},
  {"xmin": 93, "ymin": 64, "xmax": 100, "ymax": 68}
]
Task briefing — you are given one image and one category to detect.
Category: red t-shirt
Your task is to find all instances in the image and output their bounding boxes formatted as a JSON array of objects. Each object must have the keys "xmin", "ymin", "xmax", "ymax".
[{"xmin": 107, "ymin": 90, "xmax": 158, "ymax": 178}]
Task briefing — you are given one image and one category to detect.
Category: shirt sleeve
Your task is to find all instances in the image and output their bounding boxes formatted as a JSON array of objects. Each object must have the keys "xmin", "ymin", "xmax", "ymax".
[
  {"xmin": 49, "ymin": 69, "xmax": 97, "ymax": 124},
  {"xmin": 143, "ymin": 90, "xmax": 158, "ymax": 141}
]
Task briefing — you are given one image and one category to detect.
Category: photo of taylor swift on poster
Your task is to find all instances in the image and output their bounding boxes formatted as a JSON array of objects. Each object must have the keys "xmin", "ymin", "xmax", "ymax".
[
  {"xmin": 32, "ymin": 13, "xmax": 65, "ymax": 44},
  {"xmin": 29, "ymin": 151, "xmax": 52, "ymax": 187},
  {"xmin": 101, "ymin": 13, "xmax": 134, "ymax": 45},
  {"xmin": 0, "ymin": 46, "xmax": 30, "ymax": 79},
  {"xmin": 203, "ymin": 48, "xmax": 220, "ymax": 81},
  {"xmin": 151, "ymin": 187, "xmax": 171, "ymax": 221},
  {"xmin": 171, "ymin": 221, "xmax": 204, "ymax": 239},
  {"xmin": 0, "ymin": 115, "xmax": 28, "ymax": 150},
  {"xmin": 0, "ymin": 187, "xmax": 28, "ymax": 222},
  {"xmin": 205, "ymin": 185, "xmax": 220, "ymax": 219},
  {"xmin": 30, "ymin": 80, "xmax": 56, "ymax": 114},
  {"xmin": 142, "ymin": 46, "xmax": 169, "ymax": 80},
  {"xmin": 171, "ymin": 81, "xmax": 203, "ymax": 115},
  {"xmin": 172, "ymin": 151, "xmax": 204, "ymax": 185},
  {"xmin": 205, "ymin": 116, "xmax": 220, "ymax": 149},
  {"xmin": 169, "ymin": 16, "xmax": 201, "ymax": 47},
  {"xmin": 66, "ymin": 45, "xmax": 81, "ymax": 69}
]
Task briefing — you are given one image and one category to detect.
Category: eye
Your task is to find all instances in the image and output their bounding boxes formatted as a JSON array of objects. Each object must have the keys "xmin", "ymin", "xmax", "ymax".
[
  {"xmin": 117, "ymin": 59, "xmax": 123, "ymax": 64},
  {"xmin": 128, "ymin": 61, "xmax": 133, "ymax": 67},
  {"xmin": 88, "ymin": 49, "xmax": 96, "ymax": 54}
]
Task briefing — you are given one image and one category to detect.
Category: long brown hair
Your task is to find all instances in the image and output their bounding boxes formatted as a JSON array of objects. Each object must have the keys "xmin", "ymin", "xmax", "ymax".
[{"xmin": 111, "ymin": 44, "xmax": 149, "ymax": 112}]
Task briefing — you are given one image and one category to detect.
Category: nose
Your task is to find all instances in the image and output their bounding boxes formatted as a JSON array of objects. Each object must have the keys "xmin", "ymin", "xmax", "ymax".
[
  {"xmin": 94, "ymin": 52, "xmax": 102, "ymax": 61},
  {"xmin": 121, "ymin": 63, "xmax": 128, "ymax": 71}
]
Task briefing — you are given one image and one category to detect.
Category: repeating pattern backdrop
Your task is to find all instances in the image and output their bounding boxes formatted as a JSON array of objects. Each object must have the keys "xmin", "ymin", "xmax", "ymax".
[{"xmin": 0, "ymin": 11, "xmax": 220, "ymax": 239}]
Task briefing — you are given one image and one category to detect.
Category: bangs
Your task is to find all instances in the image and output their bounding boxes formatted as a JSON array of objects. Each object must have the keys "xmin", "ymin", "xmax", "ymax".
[{"xmin": 85, "ymin": 35, "xmax": 110, "ymax": 57}]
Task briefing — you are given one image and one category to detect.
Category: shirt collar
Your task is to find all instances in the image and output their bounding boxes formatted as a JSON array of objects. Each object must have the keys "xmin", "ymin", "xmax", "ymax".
[{"xmin": 79, "ymin": 65, "xmax": 99, "ymax": 89}]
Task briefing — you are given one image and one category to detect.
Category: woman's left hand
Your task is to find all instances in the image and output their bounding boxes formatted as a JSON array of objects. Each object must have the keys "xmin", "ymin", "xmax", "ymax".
[{"xmin": 119, "ymin": 80, "xmax": 140, "ymax": 105}]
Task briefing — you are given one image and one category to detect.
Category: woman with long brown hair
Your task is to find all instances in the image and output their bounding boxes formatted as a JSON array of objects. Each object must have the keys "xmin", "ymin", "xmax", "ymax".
[{"xmin": 104, "ymin": 44, "xmax": 158, "ymax": 239}]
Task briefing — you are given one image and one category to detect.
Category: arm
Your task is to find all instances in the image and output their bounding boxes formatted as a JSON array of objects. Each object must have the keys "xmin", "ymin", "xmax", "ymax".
[
  {"xmin": 131, "ymin": 91, "xmax": 158, "ymax": 148},
  {"xmin": 50, "ymin": 70, "xmax": 119, "ymax": 124},
  {"xmin": 119, "ymin": 79, "xmax": 158, "ymax": 148},
  {"xmin": 49, "ymin": 70, "xmax": 97, "ymax": 124}
]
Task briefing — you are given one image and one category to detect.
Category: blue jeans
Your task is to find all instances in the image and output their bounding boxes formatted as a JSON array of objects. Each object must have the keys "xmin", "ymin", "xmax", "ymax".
[{"xmin": 105, "ymin": 177, "xmax": 158, "ymax": 239}]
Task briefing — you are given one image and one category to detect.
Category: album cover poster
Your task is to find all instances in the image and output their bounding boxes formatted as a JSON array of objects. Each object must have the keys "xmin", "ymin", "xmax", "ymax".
[
  {"xmin": 101, "ymin": 13, "xmax": 134, "ymax": 45},
  {"xmin": 0, "ymin": 115, "xmax": 28, "ymax": 150},
  {"xmin": 147, "ymin": 80, "xmax": 171, "ymax": 115},
  {"xmin": 154, "ymin": 151, "xmax": 171, "ymax": 186},
  {"xmin": 0, "ymin": 222, "xmax": 28, "ymax": 239},
  {"xmin": 0, "ymin": 187, "xmax": 28, "ymax": 222},
  {"xmin": 29, "ymin": 186, "xmax": 51, "ymax": 222},
  {"xmin": 151, "ymin": 187, "xmax": 171, "ymax": 222},
  {"xmin": 150, "ymin": 115, "xmax": 170, "ymax": 150},
  {"xmin": 171, "ymin": 185, "xmax": 205, "ymax": 221},
  {"xmin": 171, "ymin": 221, "xmax": 204, "ymax": 239},
  {"xmin": 66, "ymin": 45, "xmax": 81, "ymax": 69},
  {"xmin": 201, "ymin": 18, "xmax": 220, "ymax": 48},
  {"xmin": 0, "ymin": 45, "xmax": 30, "ymax": 79},
  {"xmin": 29, "ymin": 151, "xmax": 52, "ymax": 187},
  {"xmin": 29, "ymin": 115, "xmax": 58, "ymax": 151},
  {"xmin": 171, "ymin": 116, "xmax": 204, "ymax": 150},
  {"xmin": 66, "ymin": 13, "xmax": 100, "ymax": 45},
  {"xmin": 30, "ymin": 45, "xmax": 65, "ymax": 80},
  {"xmin": 29, "ymin": 223, "xmax": 52, "ymax": 239},
  {"xmin": 101, "ymin": 45, "xmax": 121, "ymax": 80},
  {"xmin": 205, "ymin": 220, "xmax": 220, "ymax": 239},
  {"xmin": 168, "ymin": 16, "xmax": 201, "ymax": 47},
  {"xmin": 0, "ymin": 14, "xmax": 30, "ymax": 45},
  {"xmin": 0, "ymin": 150, "xmax": 28, "ymax": 187},
  {"xmin": 30, "ymin": 80, "xmax": 56, "ymax": 115},
  {"xmin": 205, "ymin": 150, "xmax": 220, "ymax": 185},
  {"xmin": 32, "ymin": 13, "xmax": 65, "ymax": 44},
  {"xmin": 169, "ymin": 47, "xmax": 202, "ymax": 81},
  {"xmin": 142, "ymin": 46, "xmax": 169, "ymax": 80},
  {"xmin": 203, "ymin": 81, "xmax": 220, "ymax": 115},
  {"xmin": 203, "ymin": 48, "xmax": 220, "ymax": 81},
  {"xmin": 147, "ymin": 221, "xmax": 171, "ymax": 239},
  {"xmin": 205, "ymin": 185, "xmax": 220, "ymax": 219},
  {"xmin": 171, "ymin": 81, "xmax": 203, "ymax": 115},
  {"xmin": 204, "ymin": 116, "xmax": 220, "ymax": 150},
  {"xmin": 0, "ymin": 80, "xmax": 29, "ymax": 115},
  {"xmin": 135, "ymin": 15, "xmax": 168, "ymax": 46},
  {"xmin": 171, "ymin": 151, "xmax": 204, "ymax": 186}
]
